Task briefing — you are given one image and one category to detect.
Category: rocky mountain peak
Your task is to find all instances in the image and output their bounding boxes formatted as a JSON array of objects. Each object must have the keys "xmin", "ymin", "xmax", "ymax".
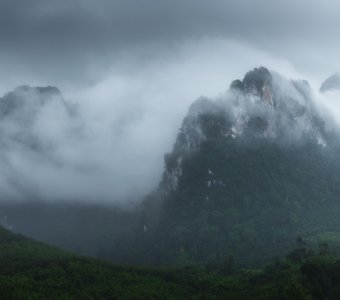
[
  {"xmin": 150, "ymin": 69, "xmax": 340, "ymax": 267},
  {"xmin": 162, "ymin": 67, "xmax": 334, "ymax": 192},
  {"xmin": 230, "ymin": 67, "xmax": 273, "ymax": 106}
]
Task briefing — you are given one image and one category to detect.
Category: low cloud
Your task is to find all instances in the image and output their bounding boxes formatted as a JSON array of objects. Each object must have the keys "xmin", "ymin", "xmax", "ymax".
[{"xmin": 0, "ymin": 38, "xmax": 306, "ymax": 203}]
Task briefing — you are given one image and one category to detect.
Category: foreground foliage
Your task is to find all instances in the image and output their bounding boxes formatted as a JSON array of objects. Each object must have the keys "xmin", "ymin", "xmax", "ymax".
[{"xmin": 1, "ymin": 227, "xmax": 340, "ymax": 299}]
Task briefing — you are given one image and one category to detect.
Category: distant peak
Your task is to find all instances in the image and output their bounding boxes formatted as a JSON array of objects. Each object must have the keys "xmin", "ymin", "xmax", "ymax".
[
  {"xmin": 13, "ymin": 85, "xmax": 62, "ymax": 97},
  {"xmin": 320, "ymin": 73, "xmax": 340, "ymax": 93},
  {"xmin": 37, "ymin": 86, "xmax": 62, "ymax": 96},
  {"xmin": 0, "ymin": 85, "xmax": 67, "ymax": 118}
]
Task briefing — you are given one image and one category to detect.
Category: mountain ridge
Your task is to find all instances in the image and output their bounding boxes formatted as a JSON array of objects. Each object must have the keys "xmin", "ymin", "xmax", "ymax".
[
  {"xmin": 135, "ymin": 67, "xmax": 340, "ymax": 266},
  {"xmin": 162, "ymin": 67, "xmax": 335, "ymax": 194}
]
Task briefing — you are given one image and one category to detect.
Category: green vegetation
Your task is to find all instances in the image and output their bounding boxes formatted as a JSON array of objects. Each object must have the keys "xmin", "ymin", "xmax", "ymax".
[
  {"xmin": 2, "ymin": 226, "xmax": 340, "ymax": 299},
  {"xmin": 134, "ymin": 137, "xmax": 340, "ymax": 267},
  {"xmin": 127, "ymin": 67, "xmax": 340, "ymax": 268}
]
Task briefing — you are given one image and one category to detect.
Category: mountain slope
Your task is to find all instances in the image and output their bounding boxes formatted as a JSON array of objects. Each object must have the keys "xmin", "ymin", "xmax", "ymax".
[{"xmin": 137, "ymin": 67, "xmax": 340, "ymax": 266}]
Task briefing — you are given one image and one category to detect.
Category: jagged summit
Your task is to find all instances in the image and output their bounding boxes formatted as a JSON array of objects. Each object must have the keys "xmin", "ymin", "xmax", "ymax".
[
  {"xmin": 161, "ymin": 67, "xmax": 337, "ymax": 195},
  {"xmin": 173, "ymin": 67, "xmax": 331, "ymax": 159},
  {"xmin": 230, "ymin": 67, "xmax": 273, "ymax": 106},
  {"xmin": 320, "ymin": 73, "xmax": 340, "ymax": 93}
]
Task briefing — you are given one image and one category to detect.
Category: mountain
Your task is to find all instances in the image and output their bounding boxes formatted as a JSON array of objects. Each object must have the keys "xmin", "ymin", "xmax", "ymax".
[
  {"xmin": 2, "ymin": 68, "xmax": 340, "ymax": 269},
  {"xmin": 0, "ymin": 85, "xmax": 80, "ymax": 202},
  {"xmin": 135, "ymin": 67, "xmax": 340, "ymax": 266},
  {"xmin": 0, "ymin": 85, "xmax": 74, "ymax": 153},
  {"xmin": 320, "ymin": 73, "xmax": 340, "ymax": 93},
  {"xmin": 0, "ymin": 85, "xmax": 69, "ymax": 120}
]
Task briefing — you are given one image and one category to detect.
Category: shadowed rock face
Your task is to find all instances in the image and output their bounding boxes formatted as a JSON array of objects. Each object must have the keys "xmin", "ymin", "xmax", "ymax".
[
  {"xmin": 230, "ymin": 67, "xmax": 273, "ymax": 104},
  {"xmin": 166, "ymin": 67, "xmax": 331, "ymax": 166},
  {"xmin": 242, "ymin": 67, "xmax": 273, "ymax": 95},
  {"xmin": 320, "ymin": 73, "xmax": 340, "ymax": 93}
]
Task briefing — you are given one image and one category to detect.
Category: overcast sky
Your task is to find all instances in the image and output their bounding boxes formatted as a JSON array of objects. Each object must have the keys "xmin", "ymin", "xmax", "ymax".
[
  {"xmin": 0, "ymin": 0, "xmax": 339, "ymax": 202},
  {"xmin": 1, "ymin": 0, "xmax": 339, "ymax": 90}
]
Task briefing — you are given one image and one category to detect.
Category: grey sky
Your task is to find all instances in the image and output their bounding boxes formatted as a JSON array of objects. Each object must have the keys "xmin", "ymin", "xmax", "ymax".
[{"xmin": 1, "ymin": 0, "xmax": 339, "ymax": 88}]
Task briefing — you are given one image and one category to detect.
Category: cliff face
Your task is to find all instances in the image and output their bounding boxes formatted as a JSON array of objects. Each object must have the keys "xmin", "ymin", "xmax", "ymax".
[
  {"xmin": 162, "ymin": 67, "xmax": 333, "ymax": 194},
  {"xmin": 138, "ymin": 67, "xmax": 340, "ymax": 266}
]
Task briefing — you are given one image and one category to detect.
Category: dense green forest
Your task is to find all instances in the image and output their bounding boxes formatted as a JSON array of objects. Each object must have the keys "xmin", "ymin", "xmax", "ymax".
[
  {"xmin": 1, "ymin": 226, "xmax": 340, "ymax": 299},
  {"xmin": 140, "ymin": 139, "xmax": 340, "ymax": 266}
]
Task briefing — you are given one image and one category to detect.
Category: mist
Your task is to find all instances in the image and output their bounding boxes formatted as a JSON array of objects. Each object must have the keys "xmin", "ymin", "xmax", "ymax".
[
  {"xmin": 0, "ymin": 38, "xmax": 305, "ymax": 204},
  {"xmin": 0, "ymin": 0, "xmax": 339, "ymax": 204}
]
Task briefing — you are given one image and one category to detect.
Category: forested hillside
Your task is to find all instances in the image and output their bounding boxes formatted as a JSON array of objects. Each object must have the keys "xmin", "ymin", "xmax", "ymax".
[
  {"xmin": 1, "ymin": 226, "xmax": 340, "ymax": 300},
  {"xmin": 129, "ymin": 68, "xmax": 340, "ymax": 266}
]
